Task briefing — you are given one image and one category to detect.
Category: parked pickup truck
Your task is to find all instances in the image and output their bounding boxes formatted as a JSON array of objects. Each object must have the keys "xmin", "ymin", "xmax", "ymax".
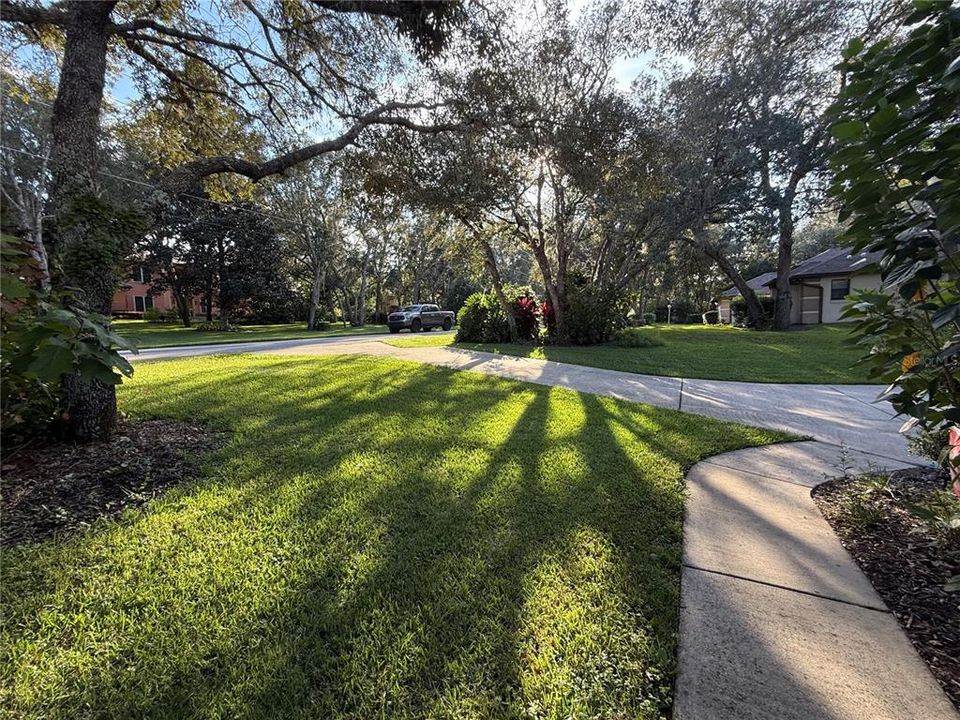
[{"xmin": 387, "ymin": 304, "xmax": 455, "ymax": 333}]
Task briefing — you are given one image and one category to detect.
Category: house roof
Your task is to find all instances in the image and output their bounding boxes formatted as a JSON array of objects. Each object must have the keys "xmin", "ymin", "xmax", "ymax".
[
  {"xmin": 782, "ymin": 246, "xmax": 883, "ymax": 281},
  {"xmin": 718, "ymin": 271, "xmax": 776, "ymax": 298}
]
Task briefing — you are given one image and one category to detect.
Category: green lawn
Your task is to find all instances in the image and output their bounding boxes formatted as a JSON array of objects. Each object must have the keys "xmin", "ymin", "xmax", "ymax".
[
  {"xmin": 385, "ymin": 324, "xmax": 869, "ymax": 383},
  {"xmin": 1, "ymin": 354, "xmax": 788, "ymax": 719},
  {"xmin": 115, "ymin": 320, "xmax": 388, "ymax": 348}
]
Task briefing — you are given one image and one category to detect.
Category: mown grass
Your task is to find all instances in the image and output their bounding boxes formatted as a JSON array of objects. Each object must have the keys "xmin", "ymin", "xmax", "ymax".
[
  {"xmin": 115, "ymin": 320, "xmax": 388, "ymax": 348},
  {"xmin": 1, "ymin": 354, "xmax": 788, "ymax": 719},
  {"xmin": 384, "ymin": 324, "xmax": 868, "ymax": 384}
]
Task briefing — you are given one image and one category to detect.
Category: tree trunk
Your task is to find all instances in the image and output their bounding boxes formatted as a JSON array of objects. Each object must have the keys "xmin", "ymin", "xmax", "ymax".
[
  {"xmin": 25, "ymin": 222, "xmax": 50, "ymax": 292},
  {"xmin": 61, "ymin": 373, "xmax": 117, "ymax": 442},
  {"xmin": 215, "ymin": 236, "xmax": 230, "ymax": 330},
  {"xmin": 357, "ymin": 268, "xmax": 368, "ymax": 326},
  {"xmin": 204, "ymin": 286, "xmax": 214, "ymax": 321},
  {"xmin": 307, "ymin": 261, "xmax": 323, "ymax": 330},
  {"xmin": 338, "ymin": 290, "xmax": 350, "ymax": 327},
  {"xmin": 772, "ymin": 206, "xmax": 795, "ymax": 330},
  {"xmin": 530, "ymin": 243, "xmax": 565, "ymax": 340},
  {"xmin": 480, "ymin": 238, "xmax": 518, "ymax": 342},
  {"xmin": 48, "ymin": 1, "xmax": 119, "ymax": 441},
  {"xmin": 175, "ymin": 289, "xmax": 192, "ymax": 327},
  {"xmin": 688, "ymin": 229, "xmax": 767, "ymax": 328}
]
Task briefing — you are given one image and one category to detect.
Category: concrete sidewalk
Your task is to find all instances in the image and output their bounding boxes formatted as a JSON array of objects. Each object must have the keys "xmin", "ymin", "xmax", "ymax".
[{"xmin": 676, "ymin": 441, "xmax": 957, "ymax": 720}]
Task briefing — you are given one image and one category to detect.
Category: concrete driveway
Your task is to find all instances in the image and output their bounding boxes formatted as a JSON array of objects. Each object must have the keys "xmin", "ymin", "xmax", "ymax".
[{"xmin": 130, "ymin": 333, "xmax": 915, "ymax": 464}]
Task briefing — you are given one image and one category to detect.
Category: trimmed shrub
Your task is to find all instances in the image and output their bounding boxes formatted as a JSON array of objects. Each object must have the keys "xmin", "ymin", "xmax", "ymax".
[
  {"xmin": 643, "ymin": 312, "xmax": 656, "ymax": 325},
  {"xmin": 457, "ymin": 290, "xmax": 541, "ymax": 343},
  {"xmin": 455, "ymin": 292, "xmax": 511, "ymax": 343},
  {"xmin": 729, "ymin": 295, "xmax": 776, "ymax": 329},
  {"xmin": 563, "ymin": 280, "xmax": 627, "ymax": 345},
  {"xmin": 142, "ymin": 307, "xmax": 162, "ymax": 322},
  {"xmin": 195, "ymin": 321, "xmax": 238, "ymax": 332}
]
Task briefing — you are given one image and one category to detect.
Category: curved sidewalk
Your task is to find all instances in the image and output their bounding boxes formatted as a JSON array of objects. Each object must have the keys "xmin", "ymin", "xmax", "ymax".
[{"xmin": 676, "ymin": 441, "xmax": 957, "ymax": 719}]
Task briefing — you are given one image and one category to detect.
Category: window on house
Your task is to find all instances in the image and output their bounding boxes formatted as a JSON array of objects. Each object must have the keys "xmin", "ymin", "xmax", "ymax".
[
  {"xmin": 133, "ymin": 266, "xmax": 148, "ymax": 283},
  {"xmin": 830, "ymin": 278, "xmax": 850, "ymax": 301},
  {"xmin": 134, "ymin": 295, "xmax": 153, "ymax": 312}
]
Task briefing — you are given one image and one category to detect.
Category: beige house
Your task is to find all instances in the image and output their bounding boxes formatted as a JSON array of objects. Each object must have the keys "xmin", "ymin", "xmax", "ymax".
[
  {"xmin": 779, "ymin": 247, "xmax": 883, "ymax": 325},
  {"xmin": 717, "ymin": 247, "xmax": 884, "ymax": 325},
  {"xmin": 717, "ymin": 271, "xmax": 775, "ymax": 324}
]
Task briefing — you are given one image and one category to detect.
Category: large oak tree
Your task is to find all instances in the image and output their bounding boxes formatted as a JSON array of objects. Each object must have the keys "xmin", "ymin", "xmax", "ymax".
[{"xmin": 1, "ymin": 0, "xmax": 479, "ymax": 440}]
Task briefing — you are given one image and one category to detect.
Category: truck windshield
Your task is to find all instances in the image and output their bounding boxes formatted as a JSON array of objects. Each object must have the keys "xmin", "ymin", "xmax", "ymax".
[{"xmin": 399, "ymin": 306, "xmax": 420, "ymax": 312}]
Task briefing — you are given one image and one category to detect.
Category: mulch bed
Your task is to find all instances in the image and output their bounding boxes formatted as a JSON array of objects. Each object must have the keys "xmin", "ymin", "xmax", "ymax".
[
  {"xmin": 813, "ymin": 467, "xmax": 960, "ymax": 710},
  {"xmin": 2, "ymin": 419, "xmax": 225, "ymax": 548}
]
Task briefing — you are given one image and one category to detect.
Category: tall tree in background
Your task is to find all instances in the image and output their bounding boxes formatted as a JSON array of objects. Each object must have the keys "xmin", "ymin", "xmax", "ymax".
[
  {"xmin": 662, "ymin": 0, "xmax": 905, "ymax": 328},
  {"xmin": 271, "ymin": 165, "xmax": 344, "ymax": 330},
  {"xmin": 646, "ymin": 72, "xmax": 771, "ymax": 327},
  {"xmin": 1, "ymin": 75, "xmax": 53, "ymax": 289},
  {"xmin": 0, "ymin": 0, "xmax": 477, "ymax": 440},
  {"xmin": 139, "ymin": 196, "xmax": 210, "ymax": 327},
  {"xmin": 369, "ymin": 0, "xmax": 661, "ymax": 340},
  {"xmin": 209, "ymin": 204, "xmax": 293, "ymax": 328}
]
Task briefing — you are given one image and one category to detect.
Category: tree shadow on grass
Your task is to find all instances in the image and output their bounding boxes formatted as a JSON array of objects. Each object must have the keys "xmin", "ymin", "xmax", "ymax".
[{"xmin": 4, "ymin": 355, "xmax": 773, "ymax": 720}]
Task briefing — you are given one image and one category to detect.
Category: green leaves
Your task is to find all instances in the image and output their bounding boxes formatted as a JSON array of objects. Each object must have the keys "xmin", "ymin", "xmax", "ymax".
[
  {"xmin": 831, "ymin": 2, "xmax": 960, "ymax": 436},
  {"xmin": 843, "ymin": 37, "xmax": 865, "ymax": 60},
  {"xmin": 867, "ymin": 104, "xmax": 898, "ymax": 132},
  {"xmin": 27, "ymin": 342, "xmax": 76, "ymax": 380},
  {"xmin": 2, "ymin": 235, "xmax": 139, "ymax": 436},
  {"xmin": 831, "ymin": 120, "xmax": 866, "ymax": 139}
]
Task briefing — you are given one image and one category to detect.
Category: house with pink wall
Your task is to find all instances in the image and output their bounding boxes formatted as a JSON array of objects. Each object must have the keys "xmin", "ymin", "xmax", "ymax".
[{"xmin": 111, "ymin": 264, "xmax": 209, "ymax": 318}]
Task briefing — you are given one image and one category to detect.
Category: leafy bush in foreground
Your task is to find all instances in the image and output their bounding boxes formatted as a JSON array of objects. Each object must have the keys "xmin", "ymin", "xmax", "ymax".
[
  {"xmin": 561, "ymin": 279, "xmax": 628, "ymax": 345},
  {"xmin": 831, "ymin": 2, "xmax": 959, "ymax": 440},
  {"xmin": 456, "ymin": 292, "xmax": 512, "ymax": 343},
  {"xmin": 1, "ymin": 239, "xmax": 136, "ymax": 440}
]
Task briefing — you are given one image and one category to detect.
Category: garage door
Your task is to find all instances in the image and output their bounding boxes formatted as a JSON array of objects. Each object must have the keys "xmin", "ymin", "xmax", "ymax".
[{"xmin": 800, "ymin": 284, "xmax": 822, "ymax": 324}]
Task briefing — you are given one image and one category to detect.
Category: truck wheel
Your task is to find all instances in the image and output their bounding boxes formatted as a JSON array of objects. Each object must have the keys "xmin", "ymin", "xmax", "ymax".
[
  {"xmin": 411, "ymin": 319, "xmax": 422, "ymax": 332},
  {"xmin": 442, "ymin": 318, "xmax": 453, "ymax": 331},
  {"xmin": 389, "ymin": 327, "xmax": 400, "ymax": 334}
]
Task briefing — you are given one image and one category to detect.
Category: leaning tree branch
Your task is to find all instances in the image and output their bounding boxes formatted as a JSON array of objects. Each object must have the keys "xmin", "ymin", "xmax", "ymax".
[
  {"xmin": 158, "ymin": 101, "xmax": 478, "ymax": 195},
  {"xmin": 308, "ymin": 1, "xmax": 439, "ymax": 20},
  {"xmin": 0, "ymin": 0, "xmax": 68, "ymax": 26}
]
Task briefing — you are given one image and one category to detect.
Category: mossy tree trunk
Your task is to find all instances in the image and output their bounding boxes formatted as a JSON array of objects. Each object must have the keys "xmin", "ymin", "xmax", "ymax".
[{"xmin": 48, "ymin": 1, "xmax": 120, "ymax": 441}]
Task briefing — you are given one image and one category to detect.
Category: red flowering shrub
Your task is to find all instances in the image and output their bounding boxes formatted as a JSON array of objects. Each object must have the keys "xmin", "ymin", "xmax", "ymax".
[
  {"xmin": 512, "ymin": 296, "xmax": 539, "ymax": 340},
  {"xmin": 540, "ymin": 301, "xmax": 556, "ymax": 337}
]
